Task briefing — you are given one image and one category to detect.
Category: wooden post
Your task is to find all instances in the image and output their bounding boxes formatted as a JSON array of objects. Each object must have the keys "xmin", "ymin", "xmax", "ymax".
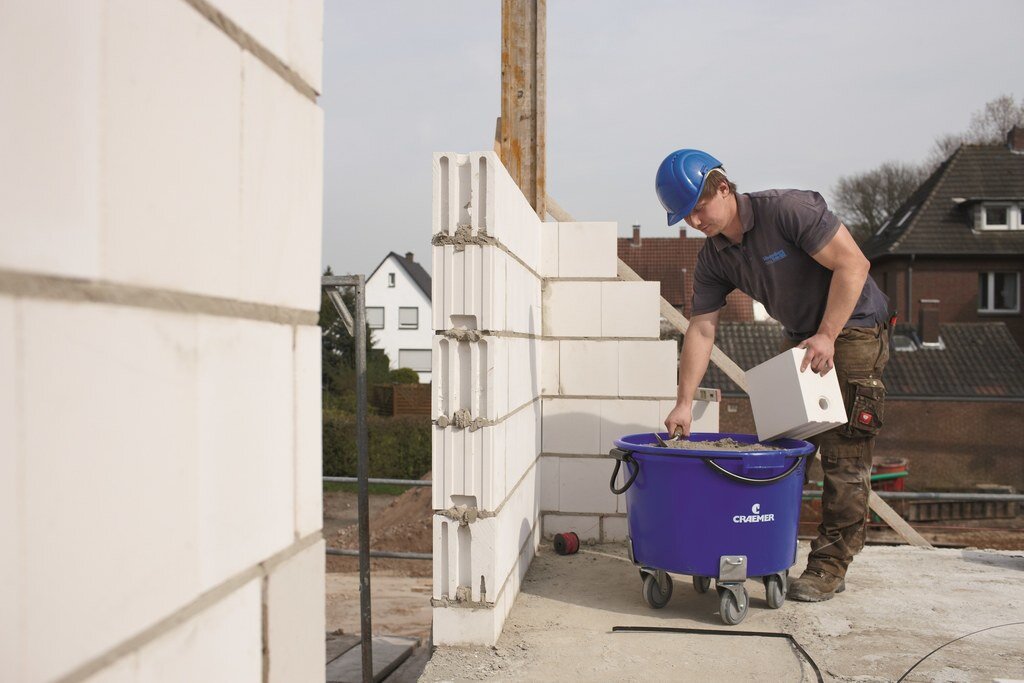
[{"xmin": 500, "ymin": 0, "xmax": 546, "ymax": 217}]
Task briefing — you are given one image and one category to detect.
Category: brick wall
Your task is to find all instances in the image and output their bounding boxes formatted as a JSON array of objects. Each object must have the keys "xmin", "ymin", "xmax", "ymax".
[
  {"xmin": 720, "ymin": 396, "xmax": 1024, "ymax": 490},
  {"xmin": 872, "ymin": 257, "xmax": 1024, "ymax": 349}
]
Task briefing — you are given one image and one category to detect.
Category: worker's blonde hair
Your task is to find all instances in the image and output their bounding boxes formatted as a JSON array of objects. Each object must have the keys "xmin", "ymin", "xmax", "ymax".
[{"xmin": 698, "ymin": 169, "xmax": 737, "ymax": 202}]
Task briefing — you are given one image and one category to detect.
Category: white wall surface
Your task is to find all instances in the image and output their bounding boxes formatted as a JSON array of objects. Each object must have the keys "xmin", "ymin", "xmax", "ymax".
[
  {"xmin": 365, "ymin": 254, "xmax": 434, "ymax": 382},
  {"xmin": 0, "ymin": 1, "xmax": 324, "ymax": 680}
]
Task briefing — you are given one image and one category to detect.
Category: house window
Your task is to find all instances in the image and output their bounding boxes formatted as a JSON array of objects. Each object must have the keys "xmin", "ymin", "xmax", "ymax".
[
  {"xmin": 366, "ymin": 307, "xmax": 384, "ymax": 329},
  {"xmin": 399, "ymin": 307, "xmax": 419, "ymax": 329},
  {"xmin": 979, "ymin": 203, "xmax": 1021, "ymax": 231},
  {"xmin": 388, "ymin": 273, "xmax": 396, "ymax": 287},
  {"xmin": 978, "ymin": 272, "xmax": 1020, "ymax": 313},
  {"xmin": 398, "ymin": 349, "xmax": 431, "ymax": 373}
]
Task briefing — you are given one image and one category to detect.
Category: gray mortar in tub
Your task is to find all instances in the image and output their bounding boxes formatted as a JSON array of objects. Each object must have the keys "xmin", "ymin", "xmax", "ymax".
[{"xmin": 646, "ymin": 437, "xmax": 785, "ymax": 451}]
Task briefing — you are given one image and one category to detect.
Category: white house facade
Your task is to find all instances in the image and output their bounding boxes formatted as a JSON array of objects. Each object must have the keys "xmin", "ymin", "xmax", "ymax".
[{"xmin": 365, "ymin": 252, "xmax": 433, "ymax": 383}]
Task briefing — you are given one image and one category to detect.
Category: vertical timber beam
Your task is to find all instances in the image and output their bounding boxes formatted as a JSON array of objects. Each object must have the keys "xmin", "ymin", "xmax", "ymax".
[{"xmin": 500, "ymin": 0, "xmax": 546, "ymax": 217}]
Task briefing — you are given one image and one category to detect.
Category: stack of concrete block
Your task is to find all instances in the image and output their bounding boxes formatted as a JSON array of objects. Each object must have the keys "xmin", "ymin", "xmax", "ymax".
[
  {"xmin": 0, "ymin": 1, "xmax": 324, "ymax": 680},
  {"xmin": 538, "ymin": 224, "xmax": 720, "ymax": 545},
  {"xmin": 746, "ymin": 347, "xmax": 847, "ymax": 441},
  {"xmin": 431, "ymin": 152, "xmax": 544, "ymax": 646}
]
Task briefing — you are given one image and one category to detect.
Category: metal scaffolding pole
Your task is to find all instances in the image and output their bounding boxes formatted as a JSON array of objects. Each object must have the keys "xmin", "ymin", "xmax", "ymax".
[{"xmin": 321, "ymin": 274, "xmax": 372, "ymax": 683}]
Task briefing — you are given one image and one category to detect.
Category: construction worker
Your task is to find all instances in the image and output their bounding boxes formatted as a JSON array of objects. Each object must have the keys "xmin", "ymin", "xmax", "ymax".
[{"xmin": 656, "ymin": 149, "xmax": 891, "ymax": 602}]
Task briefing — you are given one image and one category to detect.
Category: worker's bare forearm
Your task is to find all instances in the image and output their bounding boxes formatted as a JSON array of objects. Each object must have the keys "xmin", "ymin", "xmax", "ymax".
[
  {"xmin": 676, "ymin": 324, "xmax": 715, "ymax": 406},
  {"xmin": 817, "ymin": 261, "xmax": 870, "ymax": 340}
]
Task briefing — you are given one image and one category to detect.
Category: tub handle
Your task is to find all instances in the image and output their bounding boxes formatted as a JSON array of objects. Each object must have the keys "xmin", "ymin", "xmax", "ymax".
[
  {"xmin": 704, "ymin": 455, "xmax": 805, "ymax": 485},
  {"xmin": 609, "ymin": 448, "xmax": 639, "ymax": 494}
]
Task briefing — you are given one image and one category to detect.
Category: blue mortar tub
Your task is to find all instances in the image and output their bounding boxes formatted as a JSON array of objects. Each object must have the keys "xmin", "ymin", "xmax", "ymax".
[{"xmin": 610, "ymin": 432, "xmax": 814, "ymax": 579}]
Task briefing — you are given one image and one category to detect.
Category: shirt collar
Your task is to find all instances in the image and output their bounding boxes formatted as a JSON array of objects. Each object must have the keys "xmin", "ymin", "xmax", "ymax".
[{"xmin": 710, "ymin": 193, "xmax": 755, "ymax": 252}]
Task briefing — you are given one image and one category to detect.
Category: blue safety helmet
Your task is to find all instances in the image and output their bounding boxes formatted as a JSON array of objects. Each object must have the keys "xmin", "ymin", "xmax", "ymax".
[{"xmin": 655, "ymin": 149, "xmax": 723, "ymax": 226}]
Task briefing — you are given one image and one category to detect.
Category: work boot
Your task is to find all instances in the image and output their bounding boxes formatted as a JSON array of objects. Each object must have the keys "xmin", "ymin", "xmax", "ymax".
[{"xmin": 788, "ymin": 568, "xmax": 846, "ymax": 602}]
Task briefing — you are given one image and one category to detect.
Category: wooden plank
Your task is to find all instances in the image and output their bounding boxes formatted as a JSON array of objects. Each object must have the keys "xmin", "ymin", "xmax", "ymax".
[
  {"xmin": 500, "ymin": 0, "xmax": 546, "ymax": 217},
  {"xmin": 868, "ymin": 490, "xmax": 934, "ymax": 548},
  {"xmin": 326, "ymin": 635, "xmax": 419, "ymax": 683},
  {"xmin": 546, "ymin": 193, "xmax": 932, "ymax": 549}
]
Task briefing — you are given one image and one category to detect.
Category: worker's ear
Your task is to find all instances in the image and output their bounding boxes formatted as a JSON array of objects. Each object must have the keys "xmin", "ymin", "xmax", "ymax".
[{"xmin": 716, "ymin": 179, "xmax": 731, "ymax": 196}]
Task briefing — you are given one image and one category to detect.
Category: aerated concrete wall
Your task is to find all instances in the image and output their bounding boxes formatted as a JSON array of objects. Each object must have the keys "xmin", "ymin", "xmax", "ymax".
[
  {"xmin": 0, "ymin": 1, "xmax": 324, "ymax": 680},
  {"xmin": 430, "ymin": 151, "xmax": 719, "ymax": 646}
]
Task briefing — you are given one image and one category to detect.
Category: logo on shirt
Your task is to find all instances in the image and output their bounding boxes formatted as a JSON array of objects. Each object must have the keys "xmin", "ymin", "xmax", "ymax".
[{"xmin": 762, "ymin": 249, "xmax": 787, "ymax": 265}]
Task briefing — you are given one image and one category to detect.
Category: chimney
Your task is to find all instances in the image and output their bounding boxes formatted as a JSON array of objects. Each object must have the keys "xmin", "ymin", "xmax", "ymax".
[
  {"xmin": 1008, "ymin": 126, "xmax": 1024, "ymax": 153},
  {"xmin": 631, "ymin": 224, "xmax": 641, "ymax": 246},
  {"xmin": 918, "ymin": 298, "xmax": 940, "ymax": 344},
  {"xmin": 405, "ymin": 252, "xmax": 414, "ymax": 262}
]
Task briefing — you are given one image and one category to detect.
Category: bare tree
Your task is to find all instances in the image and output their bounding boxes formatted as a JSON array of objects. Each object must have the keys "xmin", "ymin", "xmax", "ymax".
[
  {"xmin": 834, "ymin": 94, "xmax": 1024, "ymax": 244},
  {"xmin": 925, "ymin": 94, "xmax": 1024, "ymax": 168},
  {"xmin": 833, "ymin": 162, "xmax": 926, "ymax": 244}
]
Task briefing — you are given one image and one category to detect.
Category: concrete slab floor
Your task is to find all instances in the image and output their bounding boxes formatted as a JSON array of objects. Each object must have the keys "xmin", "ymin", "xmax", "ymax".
[{"xmin": 420, "ymin": 541, "xmax": 1024, "ymax": 682}]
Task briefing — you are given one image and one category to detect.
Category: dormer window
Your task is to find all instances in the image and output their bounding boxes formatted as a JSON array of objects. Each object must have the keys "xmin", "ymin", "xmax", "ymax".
[{"xmin": 977, "ymin": 202, "xmax": 1022, "ymax": 231}]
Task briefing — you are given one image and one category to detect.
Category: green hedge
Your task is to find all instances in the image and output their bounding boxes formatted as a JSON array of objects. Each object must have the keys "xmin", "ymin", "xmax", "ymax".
[{"xmin": 323, "ymin": 411, "xmax": 432, "ymax": 479}]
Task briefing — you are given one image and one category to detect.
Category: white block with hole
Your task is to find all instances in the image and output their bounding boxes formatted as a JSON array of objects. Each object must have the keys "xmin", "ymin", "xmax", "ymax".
[{"xmin": 746, "ymin": 348, "xmax": 846, "ymax": 442}]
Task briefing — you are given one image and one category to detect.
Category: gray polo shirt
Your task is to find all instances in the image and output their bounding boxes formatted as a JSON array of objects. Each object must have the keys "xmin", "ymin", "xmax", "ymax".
[{"xmin": 692, "ymin": 190, "xmax": 890, "ymax": 341}]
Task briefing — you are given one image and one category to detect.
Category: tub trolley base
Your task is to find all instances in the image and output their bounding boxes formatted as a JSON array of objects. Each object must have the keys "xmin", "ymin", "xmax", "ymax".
[{"xmin": 610, "ymin": 433, "xmax": 814, "ymax": 627}]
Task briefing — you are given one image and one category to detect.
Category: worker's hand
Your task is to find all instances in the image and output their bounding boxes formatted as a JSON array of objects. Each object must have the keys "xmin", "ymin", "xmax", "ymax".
[
  {"xmin": 797, "ymin": 333, "xmax": 836, "ymax": 376},
  {"xmin": 664, "ymin": 402, "xmax": 692, "ymax": 439}
]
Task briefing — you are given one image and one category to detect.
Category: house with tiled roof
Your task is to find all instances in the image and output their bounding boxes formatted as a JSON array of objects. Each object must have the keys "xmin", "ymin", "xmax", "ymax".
[
  {"xmin": 862, "ymin": 127, "xmax": 1024, "ymax": 350},
  {"xmin": 365, "ymin": 251, "xmax": 433, "ymax": 382},
  {"xmin": 617, "ymin": 225, "xmax": 765, "ymax": 322}
]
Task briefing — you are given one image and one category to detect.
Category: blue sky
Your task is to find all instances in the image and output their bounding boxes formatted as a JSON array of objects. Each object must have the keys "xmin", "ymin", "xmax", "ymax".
[{"xmin": 321, "ymin": 1, "xmax": 1024, "ymax": 276}]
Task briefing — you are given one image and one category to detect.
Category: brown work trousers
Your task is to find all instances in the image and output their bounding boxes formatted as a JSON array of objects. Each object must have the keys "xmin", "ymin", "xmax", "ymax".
[{"xmin": 783, "ymin": 324, "xmax": 890, "ymax": 578}]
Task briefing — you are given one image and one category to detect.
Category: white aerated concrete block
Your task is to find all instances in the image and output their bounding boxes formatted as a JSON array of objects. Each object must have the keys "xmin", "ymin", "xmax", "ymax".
[
  {"xmin": 197, "ymin": 316, "xmax": 294, "ymax": 592},
  {"xmin": 603, "ymin": 516, "xmax": 629, "ymax": 542},
  {"xmin": 206, "ymin": 0, "xmax": 323, "ymax": 93},
  {"xmin": 542, "ymin": 281, "xmax": 602, "ymax": 337},
  {"xmin": 432, "ymin": 245, "xmax": 511, "ymax": 332},
  {"xmin": 102, "ymin": 0, "xmax": 242, "ymax": 300},
  {"xmin": 287, "ymin": 0, "xmax": 324, "ymax": 93},
  {"xmin": 540, "ymin": 223, "xmax": 559, "ymax": 277},
  {"xmin": 543, "ymin": 514, "xmax": 601, "ymax": 542},
  {"xmin": 19, "ymin": 300, "xmax": 201, "ymax": 683},
  {"xmin": 599, "ymin": 399, "xmax": 661, "ymax": 448},
  {"xmin": 434, "ymin": 153, "xmax": 542, "ymax": 273},
  {"xmin": 539, "ymin": 456, "xmax": 559, "ymax": 511},
  {"xmin": 0, "ymin": 297, "xmax": 17, "ymax": 673},
  {"xmin": 0, "ymin": 3, "xmax": 101, "ymax": 279},
  {"xmin": 559, "ymin": 340, "xmax": 618, "ymax": 396},
  {"xmin": 432, "ymin": 466, "xmax": 539, "ymax": 604},
  {"xmin": 618, "ymin": 340, "xmax": 677, "ymax": 397},
  {"xmin": 507, "ymin": 337, "xmax": 540, "ymax": 410},
  {"xmin": 432, "ymin": 522, "xmax": 536, "ymax": 648},
  {"xmin": 266, "ymin": 541, "xmax": 326, "ymax": 683},
  {"xmin": 240, "ymin": 52, "xmax": 323, "ymax": 311},
  {"xmin": 432, "ymin": 422, "xmax": 506, "ymax": 512},
  {"xmin": 540, "ymin": 340, "xmax": 559, "ymax": 395},
  {"xmin": 746, "ymin": 348, "xmax": 846, "ymax": 441},
  {"xmin": 432, "ymin": 336, "xmax": 507, "ymax": 422},
  {"xmin": 86, "ymin": 580, "xmax": 262, "ymax": 683},
  {"xmin": 208, "ymin": 0, "xmax": 289, "ymax": 67},
  {"xmin": 559, "ymin": 458, "xmax": 617, "ymax": 514},
  {"xmin": 504, "ymin": 400, "xmax": 542, "ymax": 494},
  {"xmin": 601, "ymin": 281, "xmax": 661, "ymax": 338},
  {"xmin": 294, "ymin": 325, "xmax": 323, "ymax": 537},
  {"xmin": 557, "ymin": 222, "xmax": 617, "ymax": 278},
  {"xmin": 505, "ymin": 255, "xmax": 541, "ymax": 336},
  {"xmin": 542, "ymin": 398, "xmax": 603, "ymax": 455}
]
